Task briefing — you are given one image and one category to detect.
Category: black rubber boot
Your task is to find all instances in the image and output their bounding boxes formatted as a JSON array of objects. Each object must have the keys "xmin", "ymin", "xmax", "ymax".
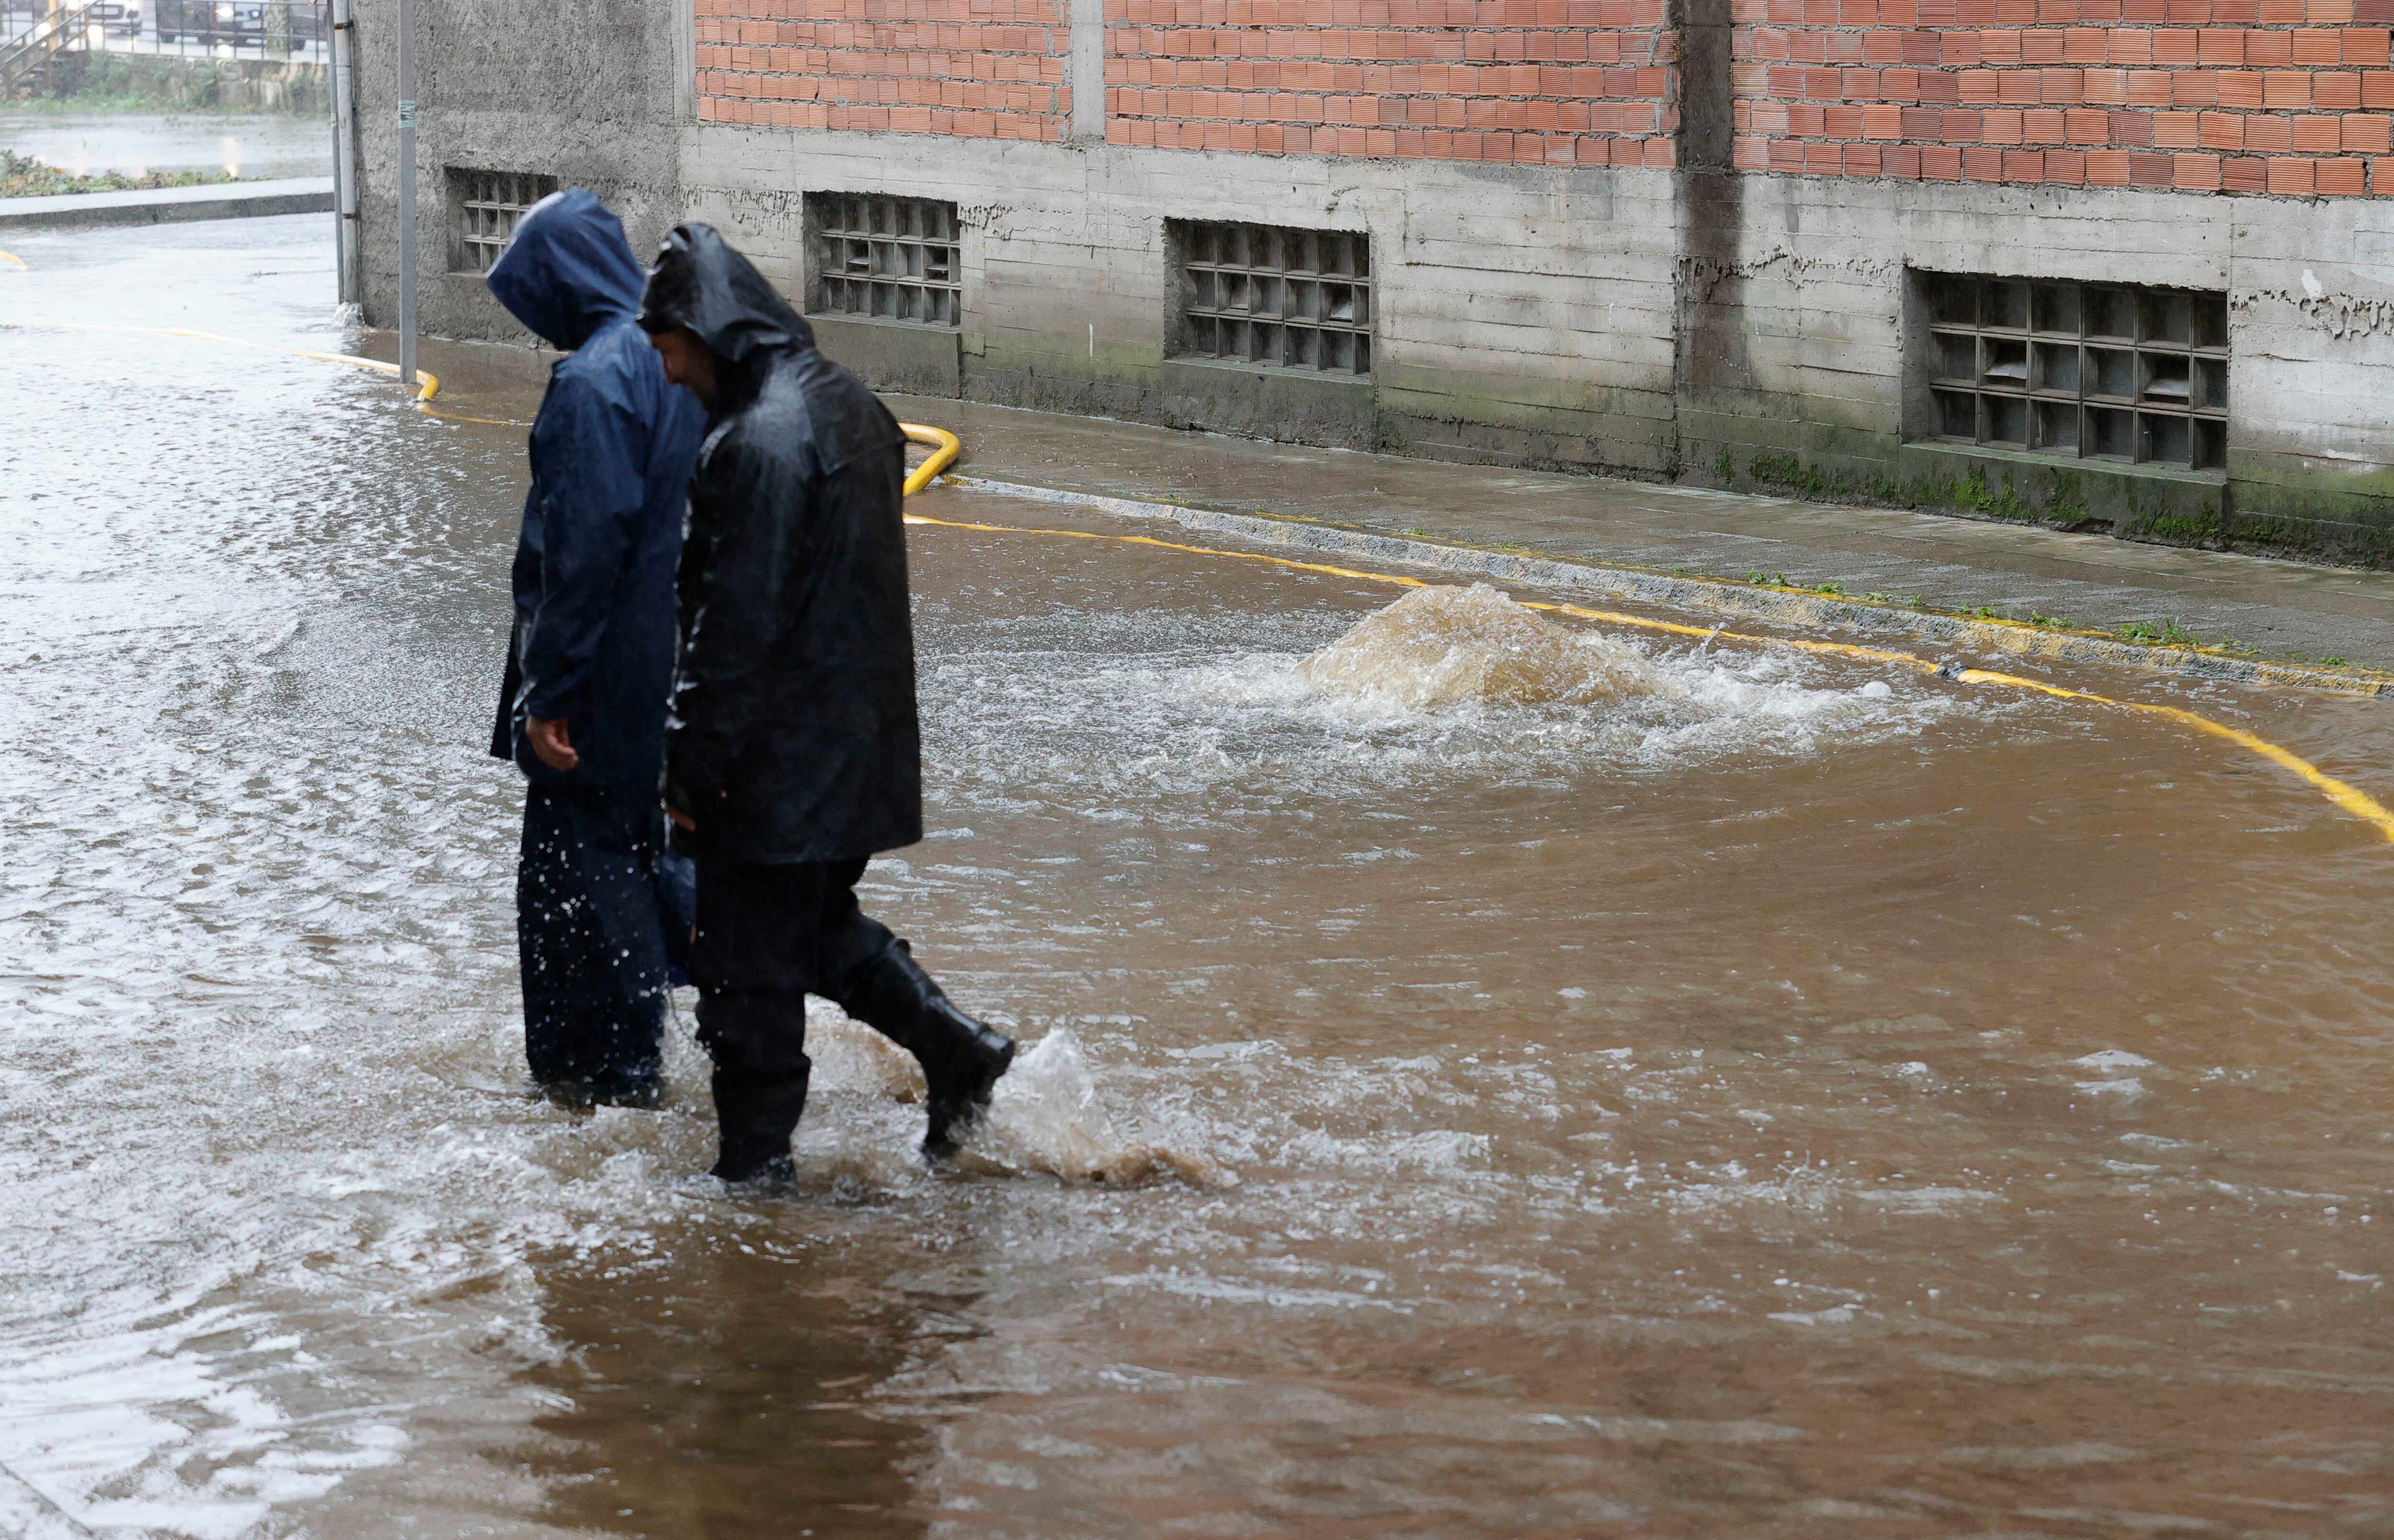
[
  {"xmin": 707, "ymin": 1063, "xmax": 808, "ymax": 1185},
  {"xmin": 845, "ymin": 940, "xmax": 1015, "ymax": 1159},
  {"xmin": 695, "ymin": 992, "xmax": 811, "ymax": 1185}
]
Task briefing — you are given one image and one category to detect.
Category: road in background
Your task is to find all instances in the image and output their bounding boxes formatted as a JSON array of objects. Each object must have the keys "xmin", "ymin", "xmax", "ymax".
[{"xmin": 0, "ymin": 109, "xmax": 322, "ymax": 177}]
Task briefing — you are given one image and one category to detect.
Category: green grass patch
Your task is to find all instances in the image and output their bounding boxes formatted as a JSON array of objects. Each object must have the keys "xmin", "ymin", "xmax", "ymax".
[
  {"xmin": 2116, "ymin": 618, "xmax": 2201, "ymax": 646},
  {"xmin": 0, "ymin": 147, "xmax": 237, "ymax": 197}
]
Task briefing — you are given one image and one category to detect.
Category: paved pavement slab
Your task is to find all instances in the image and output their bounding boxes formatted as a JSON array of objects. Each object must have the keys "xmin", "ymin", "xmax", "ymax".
[{"xmin": 0, "ymin": 174, "xmax": 331, "ymax": 230}]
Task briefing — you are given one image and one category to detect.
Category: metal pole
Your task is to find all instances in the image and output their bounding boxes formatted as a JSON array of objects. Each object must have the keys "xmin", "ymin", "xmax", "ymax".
[
  {"xmin": 395, "ymin": 0, "xmax": 415, "ymax": 393},
  {"xmin": 328, "ymin": 0, "xmax": 357, "ymax": 305}
]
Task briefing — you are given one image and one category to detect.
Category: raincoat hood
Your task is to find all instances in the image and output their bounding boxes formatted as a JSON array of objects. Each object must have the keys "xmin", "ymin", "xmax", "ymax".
[
  {"xmin": 638, "ymin": 222, "xmax": 816, "ymax": 400},
  {"xmin": 486, "ymin": 189, "xmax": 646, "ymax": 352}
]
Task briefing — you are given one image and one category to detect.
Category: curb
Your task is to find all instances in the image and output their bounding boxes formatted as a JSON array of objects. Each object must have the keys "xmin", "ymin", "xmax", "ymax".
[
  {"xmin": 944, "ymin": 473, "xmax": 2393, "ymax": 698},
  {"xmin": 0, "ymin": 185, "xmax": 333, "ymax": 232}
]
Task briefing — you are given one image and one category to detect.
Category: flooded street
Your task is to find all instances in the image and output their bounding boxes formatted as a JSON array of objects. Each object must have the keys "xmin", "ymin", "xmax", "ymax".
[{"xmin": 4, "ymin": 215, "xmax": 2393, "ymax": 1538}]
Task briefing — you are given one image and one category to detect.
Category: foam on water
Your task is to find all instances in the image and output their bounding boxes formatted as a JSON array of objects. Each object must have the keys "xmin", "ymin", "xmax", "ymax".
[{"xmin": 0, "ymin": 1300, "xmax": 406, "ymax": 1540}]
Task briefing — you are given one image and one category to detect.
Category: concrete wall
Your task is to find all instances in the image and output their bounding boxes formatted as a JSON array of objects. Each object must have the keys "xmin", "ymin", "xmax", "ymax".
[
  {"xmin": 683, "ymin": 128, "xmax": 1683, "ymax": 472},
  {"xmin": 350, "ymin": 0, "xmax": 685, "ymax": 342},
  {"xmin": 1680, "ymin": 171, "xmax": 2394, "ymax": 558},
  {"xmin": 2225, "ymin": 196, "xmax": 2394, "ymax": 550}
]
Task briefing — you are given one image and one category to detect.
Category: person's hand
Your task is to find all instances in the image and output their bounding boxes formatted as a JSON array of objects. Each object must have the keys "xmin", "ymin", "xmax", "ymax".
[
  {"xmin": 666, "ymin": 803, "xmax": 695, "ymax": 832},
  {"xmin": 528, "ymin": 716, "xmax": 578, "ymax": 772}
]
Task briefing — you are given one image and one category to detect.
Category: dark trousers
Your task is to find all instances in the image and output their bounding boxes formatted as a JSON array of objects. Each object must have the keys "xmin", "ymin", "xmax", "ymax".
[
  {"xmin": 517, "ymin": 784, "xmax": 674, "ymax": 1090},
  {"xmin": 689, "ymin": 856, "xmax": 893, "ymax": 1080}
]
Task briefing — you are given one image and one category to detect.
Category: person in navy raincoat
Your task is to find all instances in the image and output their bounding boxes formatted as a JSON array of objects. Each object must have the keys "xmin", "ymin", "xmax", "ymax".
[{"xmin": 485, "ymin": 189, "xmax": 707, "ymax": 1106}]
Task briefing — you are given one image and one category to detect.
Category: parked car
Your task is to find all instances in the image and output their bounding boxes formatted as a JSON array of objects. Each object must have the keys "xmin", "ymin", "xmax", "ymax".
[{"xmin": 90, "ymin": 2, "xmax": 141, "ymax": 36}]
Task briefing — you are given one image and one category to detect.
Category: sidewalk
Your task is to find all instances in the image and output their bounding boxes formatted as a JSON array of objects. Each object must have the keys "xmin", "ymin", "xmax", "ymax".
[
  {"xmin": 888, "ymin": 392, "xmax": 2394, "ymax": 684},
  {"xmin": 0, "ymin": 175, "xmax": 330, "ymax": 231}
]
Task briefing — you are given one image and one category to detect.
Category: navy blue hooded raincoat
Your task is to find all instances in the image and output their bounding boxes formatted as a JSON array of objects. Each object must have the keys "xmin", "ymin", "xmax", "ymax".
[
  {"xmin": 483, "ymin": 191, "xmax": 705, "ymax": 1097},
  {"xmin": 486, "ymin": 189, "xmax": 706, "ymax": 785}
]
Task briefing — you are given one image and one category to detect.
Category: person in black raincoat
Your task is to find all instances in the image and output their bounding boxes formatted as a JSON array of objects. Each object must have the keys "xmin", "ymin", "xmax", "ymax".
[
  {"xmin": 486, "ymin": 190, "xmax": 707, "ymax": 1106},
  {"xmin": 635, "ymin": 222, "xmax": 1015, "ymax": 1183}
]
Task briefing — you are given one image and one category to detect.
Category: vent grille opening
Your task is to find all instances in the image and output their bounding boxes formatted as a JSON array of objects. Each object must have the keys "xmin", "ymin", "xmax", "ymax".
[
  {"xmin": 450, "ymin": 169, "xmax": 557, "ymax": 275},
  {"xmin": 1919, "ymin": 272, "xmax": 2227, "ymax": 472},
  {"xmin": 807, "ymin": 193, "xmax": 961, "ymax": 328},
  {"xmin": 1172, "ymin": 221, "xmax": 1373, "ymax": 377}
]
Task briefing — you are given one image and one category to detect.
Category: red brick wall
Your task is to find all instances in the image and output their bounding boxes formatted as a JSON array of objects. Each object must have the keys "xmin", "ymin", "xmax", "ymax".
[
  {"xmin": 695, "ymin": 1, "xmax": 1682, "ymax": 168},
  {"xmin": 694, "ymin": 0, "xmax": 2386, "ymax": 196},
  {"xmin": 694, "ymin": 0, "xmax": 1071, "ymax": 140},
  {"xmin": 1731, "ymin": 0, "xmax": 2394, "ymax": 194},
  {"xmin": 1105, "ymin": 2, "xmax": 1678, "ymax": 168}
]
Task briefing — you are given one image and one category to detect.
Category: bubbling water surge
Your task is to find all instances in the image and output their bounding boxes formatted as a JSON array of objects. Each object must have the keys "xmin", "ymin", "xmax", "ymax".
[{"xmin": 1295, "ymin": 583, "xmax": 1680, "ymax": 708}]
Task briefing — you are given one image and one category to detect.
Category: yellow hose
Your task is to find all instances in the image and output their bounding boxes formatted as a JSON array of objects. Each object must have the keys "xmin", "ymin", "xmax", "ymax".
[
  {"xmin": 901, "ymin": 423, "xmax": 960, "ymax": 496},
  {"xmin": 290, "ymin": 343, "xmax": 440, "ymax": 403},
  {"xmin": 0, "ymin": 251, "xmax": 26, "ymax": 270},
  {"xmin": 1955, "ymin": 670, "xmax": 2394, "ymax": 842}
]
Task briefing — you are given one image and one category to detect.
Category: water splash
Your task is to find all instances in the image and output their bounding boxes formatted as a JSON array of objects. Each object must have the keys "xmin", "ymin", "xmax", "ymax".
[
  {"xmin": 922, "ymin": 579, "xmax": 1966, "ymax": 809},
  {"xmin": 964, "ymin": 1029, "xmax": 1229, "ymax": 1189},
  {"xmin": 1295, "ymin": 584, "xmax": 1678, "ymax": 708},
  {"xmin": 798, "ymin": 1017, "xmax": 1224, "ymax": 1188},
  {"xmin": 805, "ymin": 1011, "xmax": 927, "ymax": 1105}
]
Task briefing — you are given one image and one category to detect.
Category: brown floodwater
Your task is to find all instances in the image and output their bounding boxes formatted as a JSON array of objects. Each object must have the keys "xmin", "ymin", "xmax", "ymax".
[{"xmin": 1, "ymin": 214, "xmax": 2391, "ymax": 1540}]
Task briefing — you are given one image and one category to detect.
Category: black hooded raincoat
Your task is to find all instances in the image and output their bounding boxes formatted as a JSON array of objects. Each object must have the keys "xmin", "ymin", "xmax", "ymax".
[{"xmin": 640, "ymin": 224, "xmax": 923, "ymax": 864}]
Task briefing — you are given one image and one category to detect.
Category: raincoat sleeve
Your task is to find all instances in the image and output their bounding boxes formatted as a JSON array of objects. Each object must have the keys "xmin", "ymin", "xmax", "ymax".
[
  {"xmin": 517, "ymin": 375, "xmax": 648, "ymax": 723},
  {"xmin": 664, "ymin": 438, "xmax": 801, "ymax": 819}
]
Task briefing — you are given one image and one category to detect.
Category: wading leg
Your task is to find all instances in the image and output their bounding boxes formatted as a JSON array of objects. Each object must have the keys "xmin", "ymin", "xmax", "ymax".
[
  {"xmin": 693, "ymin": 991, "xmax": 809, "ymax": 1185},
  {"xmin": 815, "ymin": 860, "xmax": 1016, "ymax": 1159},
  {"xmin": 517, "ymin": 785, "xmax": 667, "ymax": 1105},
  {"xmin": 690, "ymin": 859, "xmax": 823, "ymax": 1184}
]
